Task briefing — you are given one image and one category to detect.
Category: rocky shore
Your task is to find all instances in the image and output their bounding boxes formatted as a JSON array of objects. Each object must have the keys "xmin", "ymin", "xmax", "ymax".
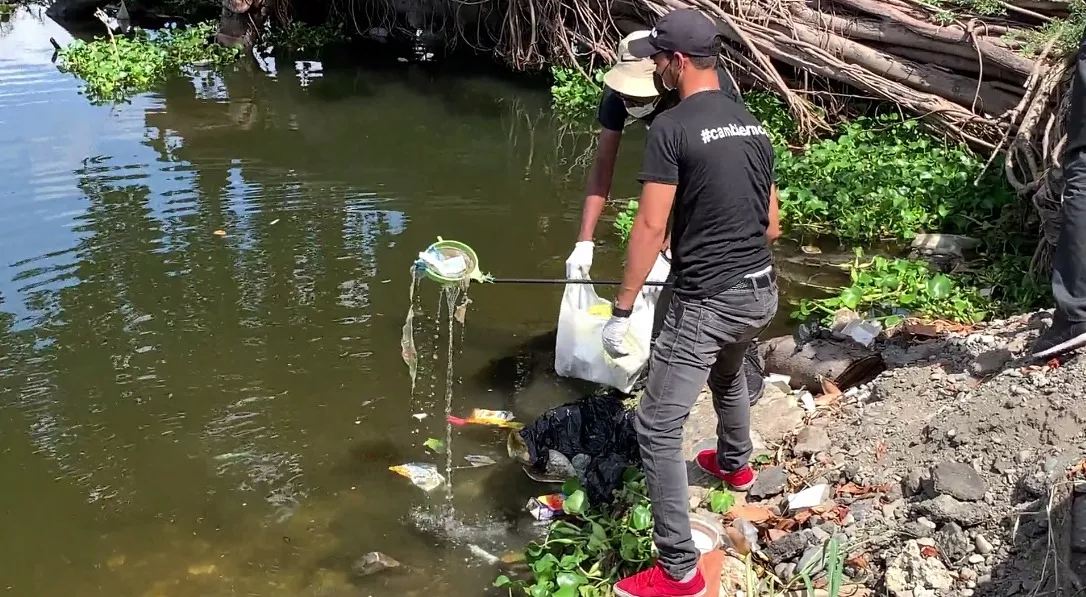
[{"xmin": 681, "ymin": 310, "xmax": 1086, "ymax": 597}]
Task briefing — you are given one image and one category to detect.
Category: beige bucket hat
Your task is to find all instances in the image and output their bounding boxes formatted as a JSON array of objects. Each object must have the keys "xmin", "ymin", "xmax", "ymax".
[{"xmin": 602, "ymin": 30, "xmax": 660, "ymax": 99}]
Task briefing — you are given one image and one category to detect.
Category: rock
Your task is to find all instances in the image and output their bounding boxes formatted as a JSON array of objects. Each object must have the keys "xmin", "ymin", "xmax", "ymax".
[
  {"xmin": 903, "ymin": 521, "xmax": 934, "ymax": 538},
  {"xmin": 905, "ymin": 467, "xmax": 927, "ymax": 497},
  {"xmin": 885, "ymin": 540, "xmax": 956, "ymax": 597},
  {"xmin": 774, "ymin": 562, "xmax": 796, "ymax": 581},
  {"xmin": 748, "ymin": 466, "xmax": 788, "ymax": 499},
  {"xmin": 931, "ymin": 462, "xmax": 987, "ymax": 502},
  {"xmin": 688, "ymin": 486, "xmax": 710, "ymax": 510},
  {"xmin": 935, "ymin": 522, "xmax": 973, "ymax": 561},
  {"xmin": 917, "ymin": 495, "xmax": 986, "ymax": 527},
  {"xmin": 967, "ymin": 554, "xmax": 985, "ymax": 565},
  {"xmin": 975, "ymin": 535, "xmax": 994, "ymax": 555},
  {"xmin": 793, "ymin": 426, "xmax": 832, "ymax": 457},
  {"xmin": 1018, "ymin": 473, "xmax": 1048, "ymax": 500},
  {"xmin": 765, "ymin": 530, "xmax": 813, "ymax": 564},
  {"xmin": 850, "ymin": 498, "xmax": 880, "ymax": 523},
  {"xmin": 1072, "ymin": 495, "xmax": 1086, "ymax": 553},
  {"xmin": 970, "ymin": 349, "xmax": 1012, "ymax": 377},
  {"xmin": 796, "ymin": 544, "xmax": 826, "ymax": 576},
  {"xmin": 992, "ymin": 459, "xmax": 1014, "ymax": 474},
  {"xmin": 351, "ymin": 552, "xmax": 402, "ymax": 578}
]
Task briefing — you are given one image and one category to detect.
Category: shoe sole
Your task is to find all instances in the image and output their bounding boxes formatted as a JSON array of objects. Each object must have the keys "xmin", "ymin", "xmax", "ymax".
[
  {"xmin": 1033, "ymin": 330, "xmax": 1086, "ymax": 359},
  {"xmin": 695, "ymin": 459, "xmax": 755, "ymax": 491},
  {"xmin": 613, "ymin": 586, "xmax": 707, "ymax": 597}
]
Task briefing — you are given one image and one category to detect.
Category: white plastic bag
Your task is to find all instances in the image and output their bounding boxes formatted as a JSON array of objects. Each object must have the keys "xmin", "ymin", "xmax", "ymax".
[{"xmin": 554, "ymin": 254, "xmax": 671, "ymax": 393}]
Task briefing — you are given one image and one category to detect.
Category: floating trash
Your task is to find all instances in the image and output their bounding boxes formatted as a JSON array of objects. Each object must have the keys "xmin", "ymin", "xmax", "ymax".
[
  {"xmin": 389, "ymin": 463, "xmax": 446, "ymax": 492},
  {"xmin": 464, "ymin": 455, "xmax": 497, "ymax": 468},
  {"xmin": 446, "ymin": 409, "xmax": 523, "ymax": 430},
  {"xmin": 526, "ymin": 494, "xmax": 565, "ymax": 521}
]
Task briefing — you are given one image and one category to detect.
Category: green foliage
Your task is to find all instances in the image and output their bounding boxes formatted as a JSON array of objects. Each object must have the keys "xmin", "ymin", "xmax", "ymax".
[
  {"xmin": 550, "ymin": 67, "xmax": 605, "ymax": 121},
  {"xmin": 613, "ymin": 199, "xmax": 637, "ymax": 244},
  {"xmin": 500, "ymin": 471, "xmax": 655, "ymax": 596},
  {"xmin": 0, "ymin": 4, "xmax": 14, "ymax": 18},
  {"xmin": 58, "ymin": 22, "xmax": 238, "ymax": 104},
  {"xmin": 263, "ymin": 21, "xmax": 348, "ymax": 54},
  {"xmin": 775, "ymin": 113, "xmax": 1015, "ymax": 243},
  {"xmin": 744, "ymin": 90, "xmax": 798, "ymax": 147},
  {"xmin": 708, "ymin": 489, "xmax": 735, "ymax": 514},
  {"xmin": 1017, "ymin": 0, "xmax": 1086, "ymax": 56},
  {"xmin": 793, "ymin": 250, "xmax": 990, "ymax": 325}
]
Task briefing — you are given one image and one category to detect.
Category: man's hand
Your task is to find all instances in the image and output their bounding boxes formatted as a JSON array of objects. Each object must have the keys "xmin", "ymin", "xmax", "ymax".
[
  {"xmin": 566, "ymin": 241, "xmax": 594, "ymax": 278},
  {"xmin": 602, "ymin": 314, "xmax": 631, "ymax": 358}
]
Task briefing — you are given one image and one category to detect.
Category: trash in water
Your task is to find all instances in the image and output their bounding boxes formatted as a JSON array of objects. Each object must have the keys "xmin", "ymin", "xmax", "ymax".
[
  {"xmin": 417, "ymin": 247, "xmax": 467, "ymax": 278},
  {"xmin": 468, "ymin": 544, "xmax": 501, "ymax": 565},
  {"xmin": 423, "ymin": 437, "xmax": 446, "ymax": 453},
  {"xmin": 464, "ymin": 454, "xmax": 497, "ymax": 468},
  {"xmin": 213, "ymin": 230, "xmax": 226, "ymax": 237},
  {"xmin": 448, "ymin": 409, "xmax": 524, "ymax": 430},
  {"xmin": 523, "ymin": 449, "xmax": 577, "ymax": 483},
  {"xmin": 516, "ymin": 394, "xmax": 640, "ymax": 505},
  {"xmin": 801, "ymin": 245, "xmax": 822, "ymax": 255},
  {"xmin": 526, "ymin": 494, "xmax": 566, "ymax": 521},
  {"xmin": 454, "ymin": 297, "xmax": 472, "ymax": 324},
  {"xmin": 389, "ymin": 463, "xmax": 446, "ymax": 492},
  {"xmin": 412, "ymin": 413, "xmax": 428, "ymax": 421}
]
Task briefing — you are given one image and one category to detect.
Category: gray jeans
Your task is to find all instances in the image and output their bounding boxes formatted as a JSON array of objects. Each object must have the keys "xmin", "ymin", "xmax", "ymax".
[
  {"xmin": 1053, "ymin": 25, "xmax": 1086, "ymax": 324},
  {"xmin": 634, "ymin": 275, "xmax": 778, "ymax": 579}
]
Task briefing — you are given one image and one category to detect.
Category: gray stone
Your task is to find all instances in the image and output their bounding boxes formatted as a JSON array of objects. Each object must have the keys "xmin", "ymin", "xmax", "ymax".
[
  {"xmin": 917, "ymin": 495, "xmax": 986, "ymax": 527},
  {"xmin": 970, "ymin": 349, "xmax": 1012, "ymax": 377},
  {"xmin": 748, "ymin": 466, "xmax": 788, "ymax": 499},
  {"xmin": 931, "ymin": 462, "xmax": 987, "ymax": 502},
  {"xmin": 905, "ymin": 467, "xmax": 927, "ymax": 496},
  {"xmin": 975, "ymin": 535, "xmax": 993, "ymax": 555},
  {"xmin": 903, "ymin": 521, "xmax": 934, "ymax": 538},
  {"xmin": 1018, "ymin": 473, "xmax": 1048, "ymax": 500},
  {"xmin": 351, "ymin": 552, "xmax": 402, "ymax": 578},
  {"xmin": 967, "ymin": 554, "xmax": 985, "ymax": 565},
  {"xmin": 910, "ymin": 233, "xmax": 981, "ymax": 257},
  {"xmin": 688, "ymin": 486, "xmax": 711, "ymax": 510},
  {"xmin": 935, "ymin": 522, "xmax": 973, "ymax": 561},
  {"xmin": 1072, "ymin": 495, "xmax": 1086, "ymax": 553},
  {"xmin": 774, "ymin": 562, "xmax": 796, "ymax": 581},
  {"xmin": 850, "ymin": 498, "xmax": 880, "ymax": 523},
  {"xmin": 992, "ymin": 459, "xmax": 1014, "ymax": 474},
  {"xmin": 765, "ymin": 530, "xmax": 813, "ymax": 564},
  {"xmin": 793, "ymin": 426, "xmax": 831, "ymax": 457},
  {"xmin": 796, "ymin": 544, "xmax": 826, "ymax": 577}
]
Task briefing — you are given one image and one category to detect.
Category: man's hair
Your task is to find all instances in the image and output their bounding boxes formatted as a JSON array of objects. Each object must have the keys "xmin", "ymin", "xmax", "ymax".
[{"xmin": 688, "ymin": 55, "xmax": 717, "ymax": 70}]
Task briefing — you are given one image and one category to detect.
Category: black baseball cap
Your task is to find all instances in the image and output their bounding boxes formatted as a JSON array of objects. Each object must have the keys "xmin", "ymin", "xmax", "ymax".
[{"xmin": 628, "ymin": 9, "xmax": 721, "ymax": 58}]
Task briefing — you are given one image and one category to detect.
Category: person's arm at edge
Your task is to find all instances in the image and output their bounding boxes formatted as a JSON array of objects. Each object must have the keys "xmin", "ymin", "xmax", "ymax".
[
  {"xmin": 767, "ymin": 184, "xmax": 781, "ymax": 245},
  {"xmin": 578, "ymin": 129, "xmax": 622, "ymax": 242},
  {"xmin": 616, "ymin": 182, "xmax": 675, "ymax": 309}
]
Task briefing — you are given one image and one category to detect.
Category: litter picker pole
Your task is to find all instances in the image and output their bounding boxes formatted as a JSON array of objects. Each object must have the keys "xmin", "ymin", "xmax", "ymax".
[{"xmin": 485, "ymin": 278, "xmax": 671, "ymax": 286}]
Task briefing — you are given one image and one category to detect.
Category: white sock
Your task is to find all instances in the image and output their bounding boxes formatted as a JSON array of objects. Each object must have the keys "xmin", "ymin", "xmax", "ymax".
[{"xmin": 677, "ymin": 568, "xmax": 697, "ymax": 583}]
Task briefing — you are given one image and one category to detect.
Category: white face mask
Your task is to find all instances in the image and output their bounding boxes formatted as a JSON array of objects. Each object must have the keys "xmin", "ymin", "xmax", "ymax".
[{"xmin": 625, "ymin": 102, "xmax": 656, "ymax": 119}]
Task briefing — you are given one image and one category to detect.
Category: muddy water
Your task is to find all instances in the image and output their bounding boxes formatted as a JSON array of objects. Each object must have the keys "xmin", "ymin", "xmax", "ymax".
[{"xmin": 0, "ymin": 7, "xmax": 842, "ymax": 597}]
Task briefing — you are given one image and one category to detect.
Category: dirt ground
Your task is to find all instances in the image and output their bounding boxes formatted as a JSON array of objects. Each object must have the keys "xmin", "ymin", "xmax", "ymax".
[{"xmin": 681, "ymin": 310, "xmax": 1086, "ymax": 597}]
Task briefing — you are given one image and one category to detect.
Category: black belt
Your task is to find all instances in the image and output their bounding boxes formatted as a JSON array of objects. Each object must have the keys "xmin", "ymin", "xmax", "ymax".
[{"xmin": 730, "ymin": 270, "xmax": 776, "ymax": 291}]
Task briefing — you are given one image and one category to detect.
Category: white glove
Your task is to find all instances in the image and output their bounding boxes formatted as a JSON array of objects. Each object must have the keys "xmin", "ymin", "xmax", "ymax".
[
  {"xmin": 602, "ymin": 314, "xmax": 631, "ymax": 359},
  {"xmin": 566, "ymin": 241, "xmax": 594, "ymax": 279}
]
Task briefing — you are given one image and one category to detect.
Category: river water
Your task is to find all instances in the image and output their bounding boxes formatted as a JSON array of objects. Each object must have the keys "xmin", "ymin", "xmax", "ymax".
[{"xmin": 0, "ymin": 7, "xmax": 833, "ymax": 597}]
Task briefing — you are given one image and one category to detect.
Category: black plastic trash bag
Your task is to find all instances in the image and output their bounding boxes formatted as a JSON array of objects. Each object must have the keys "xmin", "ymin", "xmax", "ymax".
[{"xmin": 516, "ymin": 393, "xmax": 640, "ymax": 505}]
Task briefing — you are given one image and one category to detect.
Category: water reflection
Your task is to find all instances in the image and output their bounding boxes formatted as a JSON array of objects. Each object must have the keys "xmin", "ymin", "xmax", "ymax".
[{"xmin": 0, "ymin": 12, "xmax": 615, "ymax": 595}]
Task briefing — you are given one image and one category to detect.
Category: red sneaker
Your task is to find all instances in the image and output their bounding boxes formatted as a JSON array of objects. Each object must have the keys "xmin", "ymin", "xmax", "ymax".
[
  {"xmin": 613, "ymin": 564, "xmax": 706, "ymax": 597},
  {"xmin": 696, "ymin": 449, "xmax": 755, "ymax": 491}
]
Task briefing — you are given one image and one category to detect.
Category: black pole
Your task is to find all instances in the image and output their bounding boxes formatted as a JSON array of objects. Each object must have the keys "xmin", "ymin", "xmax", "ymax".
[{"xmin": 486, "ymin": 278, "xmax": 671, "ymax": 286}]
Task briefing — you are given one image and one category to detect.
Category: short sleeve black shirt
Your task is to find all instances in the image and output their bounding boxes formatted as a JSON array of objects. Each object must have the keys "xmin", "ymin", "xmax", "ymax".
[
  {"xmin": 638, "ymin": 89, "xmax": 774, "ymax": 298},
  {"xmin": 597, "ymin": 68, "xmax": 742, "ymax": 132}
]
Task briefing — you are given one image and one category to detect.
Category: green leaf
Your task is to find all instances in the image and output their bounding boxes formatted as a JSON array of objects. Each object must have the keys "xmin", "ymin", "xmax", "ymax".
[
  {"xmin": 494, "ymin": 575, "xmax": 512, "ymax": 587},
  {"xmin": 562, "ymin": 478, "xmax": 583, "ymax": 496},
  {"xmin": 554, "ymin": 588, "xmax": 577, "ymax": 597},
  {"xmin": 839, "ymin": 286, "xmax": 863, "ymax": 310},
  {"xmin": 926, "ymin": 274, "xmax": 953, "ymax": 299},
  {"xmin": 563, "ymin": 490, "xmax": 587, "ymax": 516},
  {"xmin": 423, "ymin": 437, "xmax": 445, "ymax": 453},
  {"xmin": 529, "ymin": 582, "xmax": 553, "ymax": 597},
  {"xmin": 709, "ymin": 489, "xmax": 736, "ymax": 514},
  {"xmin": 557, "ymin": 572, "xmax": 588, "ymax": 588},
  {"xmin": 630, "ymin": 503, "xmax": 652, "ymax": 530}
]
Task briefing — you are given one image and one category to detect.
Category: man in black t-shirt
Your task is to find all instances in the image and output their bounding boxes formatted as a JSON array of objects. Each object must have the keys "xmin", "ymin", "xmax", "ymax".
[
  {"xmin": 566, "ymin": 30, "xmax": 742, "ymax": 277},
  {"xmin": 599, "ymin": 10, "xmax": 780, "ymax": 597}
]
